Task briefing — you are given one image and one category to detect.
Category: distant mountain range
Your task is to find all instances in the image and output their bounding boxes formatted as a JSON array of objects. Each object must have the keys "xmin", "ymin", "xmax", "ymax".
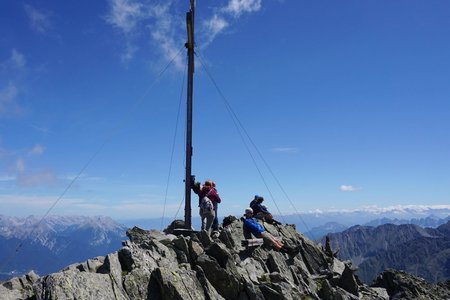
[
  {"xmin": 0, "ymin": 215, "xmax": 127, "ymax": 281},
  {"xmin": 118, "ymin": 205, "xmax": 450, "ymax": 237},
  {"xmin": 326, "ymin": 221, "xmax": 450, "ymax": 284},
  {"xmin": 1, "ymin": 206, "xmax": 449, "ymax": 282},
  {"xmin": 303, "ymin": 215, "xmax": 450, "ymax": 240},
  {"xmin": 282, "ymin": 205, "xmax": 450, "ymax": 230}
]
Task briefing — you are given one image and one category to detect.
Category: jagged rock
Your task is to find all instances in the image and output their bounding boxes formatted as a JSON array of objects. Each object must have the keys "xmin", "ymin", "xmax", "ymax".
[
  {"xmin": 267, "ymin": 251, "xmax": 295, "ymax": 283},
  {"xmin": 335, "ymin": 265, "xmax": 359, "ymax": 296},
  {"xmin": 4, "ymin": 217, "xmax": 449, "ymax": 300},
  {"xmin": 151, "ymin": 267, "xmax": 208, "ymax": 300},
  {"xmin": 196, "ymin": 253, "xmax": 243, "ymax": 299},
  {"xmin": 206, "ymin": 242, "xmax": 235, "ymax": 269},
  {"xmin": 189, "ymin": 239, "xmax": 205, "ymax": 261},
  {"xmin": 198, "ymin": 229, "xmax": 214, "ymax": 248},
  {"xmin": 372, "ymin": 269, "xmax": 450, "ymax": 299},
  {"xmin": 331, "ymin": 258, "xmax": 346, "ymax": 276},
  {"xmin": 241, "ymin": 257, "xmax": 267, "ymax": 283},
  {"xmin": 122, "ymin": 267, "xmax": 152, "ymax": 299},
  {"xmin": 34, "ymin": 269, "xmax": 129, "ymax": 300},
  {"xmin": 195, "ymin": 265, "xmax": 225, "ymax": 300},
  {"xmin": 0, "ymin": 271, "xmax": 38, "ymax": 300},
  {"xmin": 164, "ymin": 219, "xmax": 187, "ymax": 234}
]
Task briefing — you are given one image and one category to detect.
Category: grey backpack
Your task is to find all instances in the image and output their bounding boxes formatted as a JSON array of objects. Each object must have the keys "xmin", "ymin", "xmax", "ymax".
[{"xmin": 200, "ymin": 196, "xmax": 213, "ymax": 212}]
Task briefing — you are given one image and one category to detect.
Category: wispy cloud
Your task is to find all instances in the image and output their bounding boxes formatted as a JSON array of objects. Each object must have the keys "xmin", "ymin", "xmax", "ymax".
[
  {"xmin": 0, "ymin": 175, "xmax": 15, "ymax": 182},
  {"xmin": 148, "ymin": 2, "xmax": 184, "ymax": 69},
  {"xmin": 15, "ymin": 158, "xmax": 25, "ymax": 172},
  {"xmin": 305, "ymin": 204, "xmax": 450, "ymax": 215},
  {"xmin": 104, "ymin": 0, "xmax": 184, "ymax": 67},
  {"xmin": 121, "ymin": 42, "xmax": 139, "ymax": 64},
  {"xmin": 339, "ymin": 185, "xmax": 361, "ymax": 192},
  {"xmin": 200, "ymin": 0, "xmax": 262, "ymax": 46},
  {"xmin": 104, "ymin": 0, "xmax": 264, "ymax": 65},
  {"xmin": 17, "ymin": 170, "xmax": 57, "ymax": 187},
  {"xmin": 30, "ymin": 124, "xmax": 53, "ymax": 135},
  {"xmin": 24, "ymin": 4, "xmax": 52, "ymax": 34},
  {"xmin": 0, "ymin": 82, "xmax": 20, "ymax": 115},
  {"xmin": 223, "ymin": 0, "xmax": 262, "ymax": 17},
  {"xmin": 202, "ymin": 14, "xmax": 229, "ymax": 47},
  {"xmin": 0, "ymin": 194, "xmax": 82, "ymax": 208},
  {"xmin": 65, "ymin": 173, "xmax": 104, "ymax": 182},
  {"xmin": 104, "ymin": 0, "xmax": 145, "ymax": 34},
  {"xmin": 11, "ymin": 49, "xmax": 26, "ymax": 69},
  {"xmin": 271, "ymin": 147, "xmax": 299, "ymax": 154},
  {"xmin": 29, "ymin": 144, "xmax": 46, "ymax": 156},
  {"xmin": 0, "ymin": 49, "xmax": 27, "ymax": 117}
]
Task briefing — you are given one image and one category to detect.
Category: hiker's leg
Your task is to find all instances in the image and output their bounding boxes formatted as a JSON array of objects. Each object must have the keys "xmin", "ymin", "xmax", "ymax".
[
  {"xmin": 255, "ymin": 212, "xmax": 265, "ymax": 220},
  {"xmin": 205, "ymin": 212, "xmax": 214, "ymax": 233},
  {"xmin": 260, "ymin": 232, "xmax": 282, "ymax": 250},
  {"xmin": 200, "ymin": 209, "xmax": 206, "ymax": 230},
  {"xmin": 243, "ymin": 226, "xmax": 252, "ymax": 239},
  {"xmin": 212, "ymin": 208, "xmax": 219, "ymax": 231}
]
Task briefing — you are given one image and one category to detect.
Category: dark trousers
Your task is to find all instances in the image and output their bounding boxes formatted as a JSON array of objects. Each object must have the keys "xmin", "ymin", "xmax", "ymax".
[{"xmin": 212, "ymin": 208, "xmax": 219, "ymax": 231}]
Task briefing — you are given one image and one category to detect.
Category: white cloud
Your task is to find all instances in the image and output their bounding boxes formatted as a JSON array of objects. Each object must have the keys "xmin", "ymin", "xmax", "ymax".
[
  {"xmin": 121, "ymin": 42, "xmax": 139, "ymax": 64},
  {"xmin": 11, "ymin": 49, "xmax": 26, "ymax": 69},
  {"xmin": 0, "ymin": 82, "xmax": 19, "ymax": 115},
  {"xmin": 104, "ymin": 0, "xmax": 145, "ymax": 34},
  {"xmin": 30, "ymin": 124, "xmax": 53, "ymax": 135},
  {"xmin": 24, "ymin": 4, "xmax": 52, "ymax": 34},
  {"xmin": 0, "ymin": 175, "xmax": 15, "ymax": 182},
  {"xmin": 15, "ymin": 158, "xmax": 25, "ymax": 172},
  {"xmin": 17, "ymin": 170, "xmax": 57, "ymax": 187},
  {"xmin": 339, "ymin": 185, "xmax": 360, "ymax": 192},
  {"xmin": 65, "ymin": 173, "xmax": 105, "ymax": 181},
  {"xmin": 271, "ymin": 147, "xmax": 299, "ymax": 154},
  {"xmin": 0, "ymin": 194, "xmax": 83, "ymax": 208},
  {"xmin": 105, "ymin": 0, "xmax": 184, "ymax": 67},
  {"xmin": 149, "ymin": 3, "xmax": 184, "ymax": 69},
  {"xmin": 202, "ymin": 14, "xmax": 229, "ymax": 47},
  {"xmin": 0, "ymin": 49, "xmax": 28, "ymax": 116},
  {"xmin": 104, "ymin": 0, "xmax": 264, "ymax": 65},
  {"xmin": 305, "ymin": 204, "xmax": 450, "ymax": 215},
  {"xmin": 29, "ymin": 144, "xmax": 46, "ymax": 156},
  {"xmin": 223, "ymin": 0, "xmax": 262, "ymax": 17}
]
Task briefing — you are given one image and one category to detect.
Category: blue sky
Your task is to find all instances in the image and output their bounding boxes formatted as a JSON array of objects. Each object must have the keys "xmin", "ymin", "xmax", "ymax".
[{"xmin": 1, "ymin": 0, "xmax": 449, "ymax": 221}]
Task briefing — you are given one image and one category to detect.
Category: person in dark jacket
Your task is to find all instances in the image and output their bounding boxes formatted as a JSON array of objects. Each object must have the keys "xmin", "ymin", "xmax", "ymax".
[
  {"xmin": 249, "ymin": 195, "xmax": 281, "ymax": 225},
  {"xmin": 242, "ymin": 208, "xmax": 283, "ymax": 250},
  {"xmin": 211, "ymin": 181, "xmax": 220, "ymax": 232},
  {"xmin": 192, "ymin": 179, "xmax": 221, "ymax": 233}
]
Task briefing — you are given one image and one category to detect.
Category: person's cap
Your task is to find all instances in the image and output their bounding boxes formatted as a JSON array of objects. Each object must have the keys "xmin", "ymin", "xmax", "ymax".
[
  {"xmin": 245, "ymin": 208, "xmax": 253, "ymax": 214},
  {"xmin": 254, "ymin": 195, "xmax": 259, "ymax": 199}
]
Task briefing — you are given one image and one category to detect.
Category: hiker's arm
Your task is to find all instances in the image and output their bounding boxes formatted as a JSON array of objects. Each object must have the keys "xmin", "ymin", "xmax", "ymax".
[{"xmin": 192, "ymin": 182, "xmax": 201, "ymax": 194}]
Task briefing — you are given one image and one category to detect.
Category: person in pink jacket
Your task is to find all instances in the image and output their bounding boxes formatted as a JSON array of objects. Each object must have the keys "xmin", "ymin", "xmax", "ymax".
[{"xmin": 192, "ymin": 179, "xmax": 221, "ymax": 233}]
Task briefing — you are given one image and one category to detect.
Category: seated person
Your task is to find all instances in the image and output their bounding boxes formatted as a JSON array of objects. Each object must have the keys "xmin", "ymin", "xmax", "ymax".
[
  {"xmin": 242, "ymin": 208, "xmax": 283, "ymax": 250},
  {"xmin": 249, "ymin": 195, "xmax": 281, "ymax": 225}
]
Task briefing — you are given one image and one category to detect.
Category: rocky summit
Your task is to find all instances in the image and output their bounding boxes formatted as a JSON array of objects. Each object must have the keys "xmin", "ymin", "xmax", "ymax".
[{"xmin": 0, "ymin": 217, "xmax": 448, "ymax": 300}]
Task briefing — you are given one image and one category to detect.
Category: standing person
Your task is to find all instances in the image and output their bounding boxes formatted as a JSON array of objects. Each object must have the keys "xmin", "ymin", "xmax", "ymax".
[
  {"xmin": 192, "ymin": 180, "xmax": 221, "ymax": 233},
  {"xmin": 242, "ymin": 208, "xmax": 284, "ymax": 250},
  {"xmin": 211, "ymin": 181, "xmax": 221, "ymax": 233}
]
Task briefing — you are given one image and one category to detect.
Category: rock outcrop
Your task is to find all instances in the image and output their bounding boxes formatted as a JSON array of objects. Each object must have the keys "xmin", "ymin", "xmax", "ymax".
[
  {"xmin": 0, "ymin": 217, "xmax": 447, "ymax": 299},
  {"xmin": 372, "ymin": 269, "xmax": 450, "ymax": 300}
]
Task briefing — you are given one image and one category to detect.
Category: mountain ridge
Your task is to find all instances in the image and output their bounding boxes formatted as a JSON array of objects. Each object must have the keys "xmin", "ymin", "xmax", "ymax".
[
  {"xmin": 327, "ymin": 221, "xmax": 450, "ymax": 284},
  {"xmin": 2, "ymin": 218, "xmax": 450, "ymax": 299},
  {"xmin": 0, "ymin": 215, "xmax": 126, "ymax": 280}
]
